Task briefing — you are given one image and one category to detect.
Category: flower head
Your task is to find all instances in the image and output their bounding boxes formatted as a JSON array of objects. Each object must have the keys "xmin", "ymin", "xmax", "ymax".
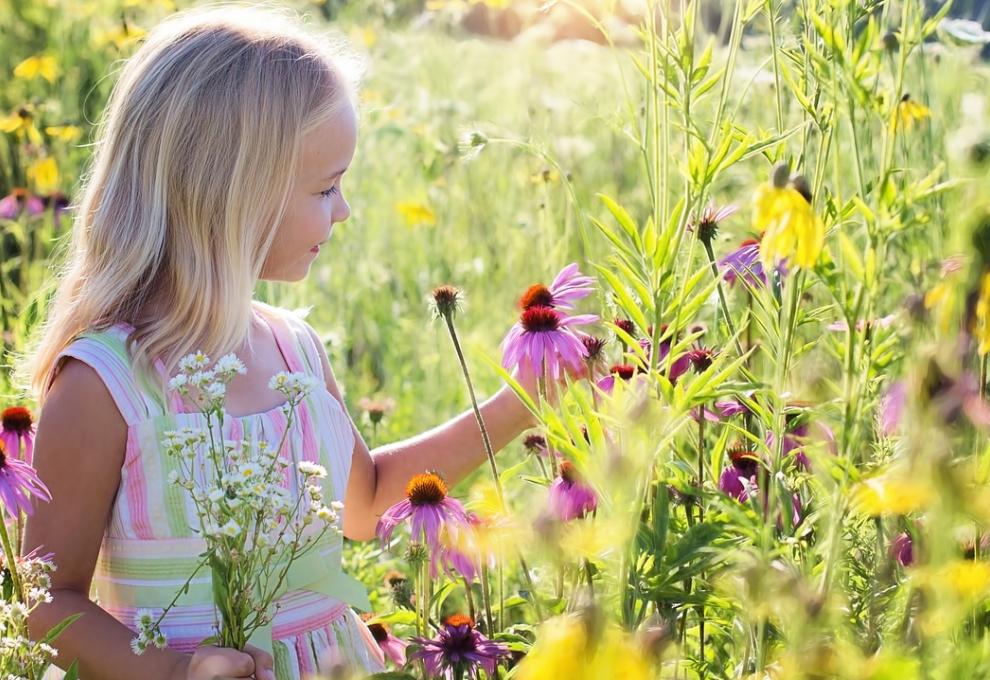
[
  {"xmin": 891, "ymin": 532, "xmax": 914, "ymax": 567},
  {"xmin": 897, "ymin": 94, "xmax": 930, "ymax": 132},
  {"xmin": 596, "ymin": 363, "xmax": 636, "ymax": 394},
  {"xmin": 1, "ymin": 406, "xmax": 35, "ymax": 464},
  {"xmin": 0, "ymin": 188, "xmax": 44, "ymax": 220},
  {"xmin": 548, "ymin": 461, "xmax": 598, "ymax": 521},
  {"xmin": 376, "ymin": 472, "xmax": 470, "ymax": 552},
  {"xmin": 410, "ymin": 614, "xmax": 510, "ymax": 679},
  {"xmin": 693, "ymin": 201, "xmax": 738, "ymax": 243},
  {"xmin": 517, "ymin": 264, "xmax": 595, "ymax": 312},
  {"xmin": 430, "ymin": 285, "xmax": 464, "ymax": 320},
  {"xmin": 754, "ymin": 165, "xmax": 824, "ymax": 270},
  {"xmin": 501, "ymin": 306, "xmax": 598, "ymax": 381},
  {"xmin": 718, "ymin": 446, "xmax": 760, "ymax": 502},
  {"xmin": 358, "ymin": 396, "xmax": 396, "ymax": 425},
  {"xmin": 719, "ymin": 238, "xmax": 788, "ymax": 288},
  {"xmin": 0, "ymin": 439, "xmax": 51, "ymax": 517},
  {"xmin": 365, "ymin": 619, "xmax": 408, "ymax": 667}
]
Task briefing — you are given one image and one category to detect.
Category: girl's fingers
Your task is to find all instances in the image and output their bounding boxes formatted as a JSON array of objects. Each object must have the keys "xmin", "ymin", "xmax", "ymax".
[{"xmin": 243, "ymin": 644, "xmax": 276, "ymax": 680}]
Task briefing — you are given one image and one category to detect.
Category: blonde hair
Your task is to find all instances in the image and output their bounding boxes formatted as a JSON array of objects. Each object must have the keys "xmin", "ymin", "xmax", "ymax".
[{"xmin": 23, "ymin": 3, "xmax": 361, "ymax": 402}]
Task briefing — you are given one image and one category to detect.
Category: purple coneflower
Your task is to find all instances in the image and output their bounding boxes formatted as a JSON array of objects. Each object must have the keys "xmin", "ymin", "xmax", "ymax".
[
  {"xmin": 501, "ymin": 306, "xmax": 598, "ymax": 381},
  {"xmin": 548, "ymin": 461, "xmax": 598, "ymax": 521},
  {"xmin": 719, "ymin": 238, "xmax": 788, "ymax": 288},
  {"xmin": 685, "ymin": 347, "xmax": 717, "ymax": 373},
  {"xmin": 376, "ymin": 472, "xmax": 470, "ymax": 552},
  {"xmin": 880, "ymin": 380, "xmax": 907, "ymax": 436},
  {"xmin": 0, "ymin": 439, "xmax": 51, "ymax": 518},
  {"xmin": 767, "ymin": 403, "xmax": 836, "ymax": 470},
  {"xmin": 0, "ymin": 188, "xmax": 44, "ymax": 220},
  {"xmin": 366, "ymin": 621, "xmax": 408, "ymax": 667},
  {"xmin": 692, "ymin": 201, "xmax": 739, "ymax": 243},
  {"xmin": 718, "ymin": 447, "xmax": 760, "ymax": 502},
  {"xmin": 1, "ymin": 407, "xmax": 35, "ymax": 464},
  {"xmin": 523, "ymin": 433, "xmax": 548, "ymax": 456},
  {"xmin": 410, "ymin": 614, "xmax": 510, "ymax": 679},
  {"xmin": 596, "ymin": 363, "xmax": 636, "ymax": 394},
  {"xmin": 692, "ymin": 399, "xmax": 749, "ymax": 423},
  {"xmin": 891, "ymin": 532, "xmax": 914, "ymax": 567},
  {"xmin": 517, "ymin": 263, "xmax": 595, "ymax": 312}
]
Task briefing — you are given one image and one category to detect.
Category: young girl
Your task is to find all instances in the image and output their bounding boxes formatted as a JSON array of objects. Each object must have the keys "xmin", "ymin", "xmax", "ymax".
[{"xmin": 19, "ymin": 6, "xmax": 553, "ymax": 679}]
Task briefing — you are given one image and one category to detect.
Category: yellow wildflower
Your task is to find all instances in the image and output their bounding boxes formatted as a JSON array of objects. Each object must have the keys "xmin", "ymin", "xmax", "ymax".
[
  {"xmin": 95, "ymin": 23, "xmax": 147, "ymax": 50},
  {"xmin": 754, "ymin": 180, "xmax": 824, "ymax": 270},
  {"xmin": 13, "ymin": 55, "xmax": 58, "ymax": 83},
  {"xmin": 853, "ymin": 476, "xmax": 933, "ymax": 516},
  {"xmin": 27, "ymin": 157, "xmax": 59, "ymax": 195},
  {"xmin": 975, "ymin": 271, "xmax": 990, "ymax": 355},
  {"xmin": 515, "ymin": 614, "xmax": 651, "ymax": 680},
  {"xmin": 897, "ymin": 94, "xmax": 930, "ymax": 132},
  {"xmin": 45, "ymin": 125, "xmax": 82, "ymax": 142},
  {"xmin": 944, "ymin": 560, "xmax": 990, "ymax": 599},
  {"xmin": 0, "ymin": 108, "xmax": 42, "ymax": 145},
  {"xmin": 350, "ymin": 26, "xmax": 377, "ymax": 48},
  {"xmin": 396, "ymin": 200, "xmax": 436, "ymax": 227}
]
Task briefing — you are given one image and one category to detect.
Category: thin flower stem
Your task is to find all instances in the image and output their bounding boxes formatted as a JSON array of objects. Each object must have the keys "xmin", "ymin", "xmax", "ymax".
[
  {"xmin": 441, "ymin": 315, "xmax": 506, "ymax": 508},
  {"xmin": 0, "ymin": 513, "xmax": 24, "ymax": 602},
  {"xmin": 479, "ymin": 563, "xmax": 495, "ymax": 635},
  {"xmin": 536, "ymin": 372, "xmax": 560, "ymax": 478}
]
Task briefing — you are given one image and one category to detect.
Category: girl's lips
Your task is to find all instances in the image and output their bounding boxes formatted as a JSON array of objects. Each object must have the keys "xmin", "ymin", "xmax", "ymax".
[{"xmin": 310, "ymin": 245, "xmax": 321, "ymax": 253}]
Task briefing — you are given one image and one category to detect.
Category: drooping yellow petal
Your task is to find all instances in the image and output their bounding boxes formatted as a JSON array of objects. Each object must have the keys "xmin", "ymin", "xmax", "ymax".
[
  {"xmin": 395, "ymin": 200, "xmax": 436, "ymax": 227},
  {"xmin": 13, "ymin": 55, "xmax": 58, "ymax": 83},
  {"xmin": 45, "ymin": 125, "xmax": 82, "ymax": 142},
  {"xmin": 516, "ymin": 615, "xmax": 652, "ymax": 680},
  {"xmin": 754, "ymin": 183, "xmax": 823, "ymax": 270},
  {"xmin": 852, "ymin": 476, "xmax": 933, "ymax": 516},
  {"xmin": 28, "ymin": 157, "xmax": 59, "ymax": 195}
]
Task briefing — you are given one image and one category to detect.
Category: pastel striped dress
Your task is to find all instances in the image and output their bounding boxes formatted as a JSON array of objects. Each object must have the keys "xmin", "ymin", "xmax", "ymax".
[{"xmin": 48, "ymin": 305, "xmax": 386, "ymax": 679}]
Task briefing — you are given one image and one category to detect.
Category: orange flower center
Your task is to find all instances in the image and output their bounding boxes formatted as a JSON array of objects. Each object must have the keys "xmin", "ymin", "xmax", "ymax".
[
  {"xmin": 519, "ymin": 284, "xmax": 554, "ymax": 310},
  {"xmin": 405, "ymin": 472, "xmax": 447, "ymax": 505},
  {"xmin": 560, "ymin": 460, "xmax": 579, "ymax": 484},
  {"xmin": 1, "ymin": 406, "xmax": 32, "ymax": 433},
  {"xmin": 444, "ymin": 614, "xmax": 474, "ymax": 628}
]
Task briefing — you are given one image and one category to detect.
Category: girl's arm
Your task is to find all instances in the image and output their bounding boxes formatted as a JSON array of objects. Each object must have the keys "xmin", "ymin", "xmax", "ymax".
[
  {"xmin": 304, "ymin": 326, "xmax": 539, "ymax": 541},
  {"xmin": 22, "ymin": 359, "xmax": 192, "ymax": 679}
]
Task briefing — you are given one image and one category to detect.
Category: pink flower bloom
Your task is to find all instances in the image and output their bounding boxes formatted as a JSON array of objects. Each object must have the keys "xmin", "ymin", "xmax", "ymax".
[
  {"xmin": 367, "ymin": 622, "xmax": 408, "ymax": 667},
  {"xmin": 501, "ymin": 306, "xmax": 598, "ymax": 381},
  {"xmin": 891, "ymin": 532, "xmax": 913, "ymax": 567},
  {"xmin": 517, "ymin": 263, "xmax": 596, "ymax": 311},
  {"xmin": 411, "ymin": 615, "xmax": 510, "ymax": 679},
  {"xmin": 880, "ymin": 380, "xmax": 907, "ymax": 436},
  {"xmin": 376, "ymin": 473, "xmax": 470, "ymax": 552},
  {"xmin": 0, "ymin": 439, "xmax": 51, "ymax": 518},
  {"xmin": 718, "ymin": 449, "xmax": 760, "ymax": 502},
  {"xmin": 595, "ymin": 364, "xmax": 636, "ymax": 394},
  {"xmin": 1, "ymin": 407, "xmax": 35, "ymax": 464},
  {"xmin": 548, "ymin": 461, "xmax": 598, "ymax": 521},
  {"xmin": 692, "ymin": 399, "xmax": 749, "ymax": 423},
  {"xmin": 0, "ymin": 189, "xmax": 44, "ymax": 219}
]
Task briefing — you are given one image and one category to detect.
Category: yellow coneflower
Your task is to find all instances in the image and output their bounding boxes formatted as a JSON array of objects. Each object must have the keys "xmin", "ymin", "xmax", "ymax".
[
  {"xmin": 0, "ymin": 107, "xmax": 42, "ymax": 145},
  {"xmin": 395, "ymin": 200, "xmax": 436, "ymax": 227},
  {"xmin": 896, "ymin": 94, "xmax": 931, "ymax": 132},
  {"xmin": 27, "ymin": 157, "xmax": 59, "ymax": 195},
  {"xmin": 753, "ymin": 168, "xmax": 824, "ymax": 270},
  {"xmin": 45, "ymin": 125, "xmax": 82, "ymax": 142},
  {"xmin": 13, "ymin": 55, "xmax": 58, "ymax": 83}
]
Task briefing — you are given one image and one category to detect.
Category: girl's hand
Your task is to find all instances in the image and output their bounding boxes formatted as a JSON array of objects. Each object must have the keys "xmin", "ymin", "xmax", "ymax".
[{"xmin": 172, "ymin": 644, "xmax": 275, "ymax": 680}]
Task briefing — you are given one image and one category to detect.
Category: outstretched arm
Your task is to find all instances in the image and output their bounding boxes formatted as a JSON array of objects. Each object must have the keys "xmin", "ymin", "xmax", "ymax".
[{"xmin": 303, "ymin": 325, "xmax": 538, "ymax": 541}]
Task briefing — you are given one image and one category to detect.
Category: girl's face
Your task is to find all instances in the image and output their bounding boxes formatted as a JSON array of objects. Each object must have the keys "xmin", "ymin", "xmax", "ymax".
[{"xmin": 261, "ymin": 101, "xmax": 357, "ymax": 282}]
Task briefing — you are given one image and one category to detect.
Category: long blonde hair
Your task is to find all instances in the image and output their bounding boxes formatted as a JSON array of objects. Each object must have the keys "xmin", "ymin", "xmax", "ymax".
[{"xmin": 23, "ymin": 4, "xmax": 360, "ymax": 402}]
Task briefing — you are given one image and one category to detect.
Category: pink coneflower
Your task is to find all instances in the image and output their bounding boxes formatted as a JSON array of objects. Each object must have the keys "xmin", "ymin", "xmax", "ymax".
[
  {"xmin": 0, "ymin": 188, "xmax": 44, "ymax": 220},
  {"xmin": 767, "ymin": 403, "xmax": 836, "ymax": 470},
  {"xmin": 685, "ymin": 347, "xmax": 717, "ymax": 374},
  {"xmin": 523, "ymin": 433, "xmax": 548, "ymax": 456},
  {"xmin": 366, "ymin": 621, "xmax": 408, "ymax": 667},
  {"xmin": 880, "ymin": 380, "xmax": 907, "ymax": 436},
  {"xmin": 596, "ymin": 363, "xmax": 636, "ymax": 394},
  {"xmin": 1, "ymin": 406, "xmax": 35, "ymax": 463},
  {"xmin": 376, "ymin": 472, "xmax": 470, "ymax": 552},
  {"xmin": 410, "ymin": 614, "xmax": 510, "ymax": 679},
  {"xmin": 692, "ymin": 201, "xmax": 738, "ymax": 243},
  {"xmin": 0, "ymin": 440, "xmax": 51, "ymax": 518},
  {"xmin": 719, "ymin": 238, "xmax": 788, "ymax": 288},
  {"xmin": 718, "ymin": 447, "xmax": 760, "ymax": 502},
  {"xmin": 614, "ymin": 318, "xmax": 637, "ymax": 337},
  {"xmin": 692, "ymin": 399, "xmax": 749, "ymax": 423},
  {"xmin": 891, "ymin": 532, "xmax": 914, "ymax": 567},
  {"xmin": 548, "ymin": 461, "xmax": 598, "ymax": 521},
  {"xmin": 517, "ymin": 263, "xmax": 595, "ymax": 312},
  {"xmin": 501, "ymin": 306, "xmax": 598, "ymax": 381}
]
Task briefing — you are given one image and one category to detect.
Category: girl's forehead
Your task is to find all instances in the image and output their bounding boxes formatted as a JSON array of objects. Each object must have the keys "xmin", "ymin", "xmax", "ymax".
[{"xmin": 300, "ymin": 103, "xmax": 357, "ymax": 177}]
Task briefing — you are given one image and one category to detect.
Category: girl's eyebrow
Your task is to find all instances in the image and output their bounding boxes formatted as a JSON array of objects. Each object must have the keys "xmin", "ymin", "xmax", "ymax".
[{"xmin": 319, "ymin": 166, "xmax": 349, "ymax": 182}]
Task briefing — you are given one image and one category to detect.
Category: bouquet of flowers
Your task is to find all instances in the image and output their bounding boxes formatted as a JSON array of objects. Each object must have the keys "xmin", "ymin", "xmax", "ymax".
[{"xmin": 132, "ymin": 352, "xmax": 345, "ymax": 654}]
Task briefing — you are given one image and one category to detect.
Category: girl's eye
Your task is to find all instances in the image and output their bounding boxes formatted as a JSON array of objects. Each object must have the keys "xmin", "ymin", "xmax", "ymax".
[{"xmin": 320, "ymin": 187, "xmax": 338, "ymax": 198}]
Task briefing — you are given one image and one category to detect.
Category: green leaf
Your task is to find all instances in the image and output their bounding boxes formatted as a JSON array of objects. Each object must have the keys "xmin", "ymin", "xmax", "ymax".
[
  {"xmin": 38, "ymin": 612, "xmax": 83, "ymax": 645},
  {"xmin": 598, "ymin": 193, "xmax": 643, "ymax": 251},
  {"xmin": 63, "ymin": 661, "xmax": 80, "ymax": 680},
  {"xmin": 368, "ymin": 610, "xmax": 418, "ymax": 626}
]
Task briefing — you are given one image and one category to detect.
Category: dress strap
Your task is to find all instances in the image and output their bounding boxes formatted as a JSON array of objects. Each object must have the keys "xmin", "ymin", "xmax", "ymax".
[
  {"xmin": 49, "ymin": 324, "xmax": 166, "ymax": 427},
  {"xmin": 255, "ymin": 306, "xmax": 326, "ymax": 382}
]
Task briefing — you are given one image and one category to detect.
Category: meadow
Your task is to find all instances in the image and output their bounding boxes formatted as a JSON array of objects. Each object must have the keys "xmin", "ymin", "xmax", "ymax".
[{"xmin": 4, "ymin": 0, "xmax": 990, "ymax": 678}]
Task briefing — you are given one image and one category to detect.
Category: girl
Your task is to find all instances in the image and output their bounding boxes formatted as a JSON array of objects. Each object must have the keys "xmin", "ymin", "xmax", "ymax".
[{"xmin": 20, "ymin": 6, "xmax": 559, "ymax": 679}]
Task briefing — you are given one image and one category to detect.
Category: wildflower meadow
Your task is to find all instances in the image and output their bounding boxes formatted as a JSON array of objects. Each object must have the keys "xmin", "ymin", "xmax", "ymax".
[{"xmin": 5, "ymin": 0, "xmax": 990, "ymax": 678}]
